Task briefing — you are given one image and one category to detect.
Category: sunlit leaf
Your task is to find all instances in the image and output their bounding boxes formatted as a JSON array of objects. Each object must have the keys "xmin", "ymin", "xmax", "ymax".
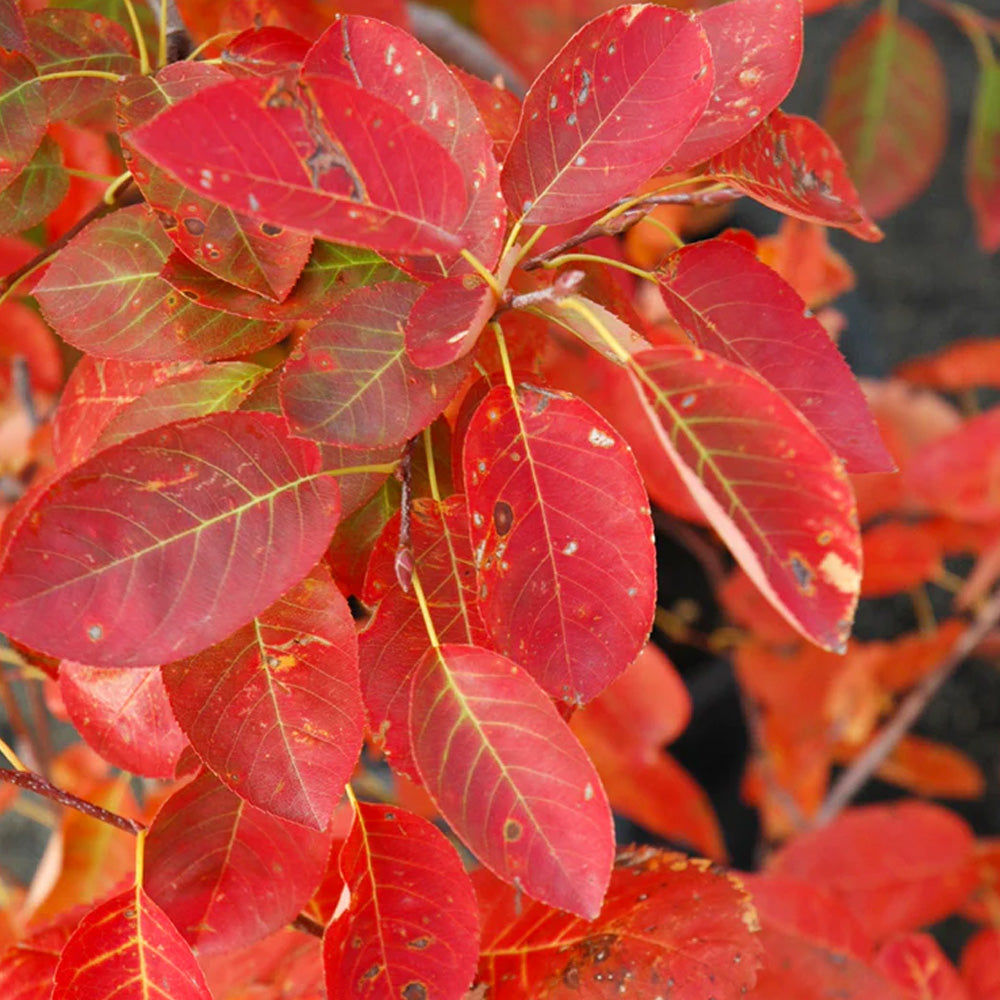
[
  {"xmin": 0, "ymin": 411, "xmax": 340, "ymax": 666},
  {"xmin": 0, "ymin": 49, "xmax": 46, "ymax": 192},
  {"xmin": 528, "ymin": 293, "xmax": 652, "ymax": 364},
  {"xmin": 52, "ymin": 885, "xmax": 212, "ymax": 1000},
  {"xmin": 280, "ymin": 282, "xmax": 470, "ymax": 449},
  {"xmin": 667, "ymin": 0, "xmax": 803, "ymax": 170},
  {"xmin": 768, "ymin": 801, "xmax": 977, "ymax": 942},
  {"xmin": 119, "ymin": 63, "xmax": 313, "ymax": 301},
  {"xmin": 502, "ymin": 6, "xmax": 713, "ymax": 224},
  {"xmin": 127, "ymin": 72, "xmax": 469, "ymax": 256},
  {"xmin": 633, "ymin": 345, "xmax": 861, "ymax": 652},
  {"xmin": 34, "ymin": 205, "xmax": 292, "ymax": 361},
  {"xmin": 463, "ymin": 384, "xmax": 655, "ymax": 702},
  {"xmin": 163, "ymin": 563, "xmax": 363, "ymax": 829},
  {"xmin": 222, "ymin": 24, "xmax": 310, "ymax": 75},
  {"xmin": 823, "ymin": 12, "xmax": 947, "ymax": 218},
  {"xmin": 0, "ymin": 134, "xmax": 68, "ymax": 235},
  {"xmin": 478, "ymin": 847, "xmax": 762, "ymax": 999},
  {"xmin": 657, "ymin": 238, "xmax": 889, "ymax": 472},
  {"xmin": 860, "ymin": 521, "xmax": 942, "ymax": 596},
  {"xmin": 875, "ymin": 932, "xmax": 969, "ymax": 1000},
  {"xmin": 865, "ymin": 734, "xmax": 985, "ymax": 801},
  {"xmin": 450, "ymin": 66, "xmax": 521, "ymax": 161},
  {"xmin": 324, "ymin": 802, "xmax": 479, "ymax": 1000},
  {"xmin": 410, "ymin": 643, "xmax": 613, "ymax": 918},
  {"xmin": 966, "ymin": 55, "xmax": 1000, "ymax": 253},
  {"xmin": 144, "ymin": 769, "xmax": 334, "ymax": 954},
  {"xmin": 708, "ymin": 110, "xmax": 883, "ymax": 241},
  {"xmin": 60, "ymin": 663, "xmax": 188, "ymax": 779}
]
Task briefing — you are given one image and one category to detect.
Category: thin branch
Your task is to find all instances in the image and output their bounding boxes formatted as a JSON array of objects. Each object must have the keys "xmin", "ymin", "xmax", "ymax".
[
  {"xmin": 143, "ymin": 0, "xmax": 191, "ymax": 63},
  {"xmin": 291, "ymin": 913, "xmax": 326, "ymax": 938},
  {"xmin": 813, "ymin": 586, "xmax": 1000, "ymax": 827}
]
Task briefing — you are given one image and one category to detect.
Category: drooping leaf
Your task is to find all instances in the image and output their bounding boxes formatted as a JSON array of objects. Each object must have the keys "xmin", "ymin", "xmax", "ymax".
[
  {"xmin": 656, "ymin": 238, "xmax": 890, "ymax": 472},
  {"xmin": 768, "ymin": 801, "xmax": 977, "ymax": 942},
  {"xmin": 966, "ymin": 56, "xmax": 1000, "ymax": 253},
  {"xmin": 360, "ymin": 495, "xmax": 488, "ymax": 778},
  {"xmin": 405, "ymin": 274, "xmax": 498, "ymax": 369},
  {"xmin": 501, "ymin": 6, "xmax": 713, "ymax": 224},
  {"xmin": 0, "ymin": 49, "xmax": 47, "ymax": 192},
  {"xmin": 324, "ymin": 802, "xmax": 479, "ymax": 1000},
  {"xmin": 118, "ymin": 63, "xmax": 313, "ymax": 301},
  {"xmin": 528, "ymin": 293, "xmax": 652, "ymax": 364},
  {"xmin": 280, "ymin": 281, "xmax": 471, "ymax": 449},
  {"xmin": 463, "ymin": 383, "xmax": 655, "ymax": 703},
  {"xmin": 822, "ymin": 12, "xmax": 947, "ymax": 218},
  {"xmin": 303, "ymin": 15, "xmax": 505, "ymax": 276},
  {"xmin": 0, "ymin": 917, "xmax": 75, "ymax": 1000},
  {"xmin": 477, "ymin": 847, "xmax": 763, "ymax": 999},
  {"xmin": 60, "ymin": 662, "xmax": 188, "ymax": 779},
  {"xmin": 0, "ymin": 411, "xmax": 340, "ymax": 667},
  {"xmin": 707, "ymin": 110, "xmax": 883, "ymax": 241},
  {"xmin": 162, "ymin": 563, "xmax": 363, "ymax": 830},
  {"xmin": 127, "ymin": 73, "xmax": 469, "ymax": 256},
  {"xmin": 26, "ymin": 8, "xmax": 137, "ymax": 123},
  {"xmin": 52, "ymin": 885, "xmax": 212, "ymax": 1000},
  {"xmin": 875, "ymin": 932, "xmax": 969, "ymax": 1000},
  {"xmin": 666, "ymin": 0, "xmax": 804, "ymax": 170},
  {"xmin": 410, "ymin": 643, "xmax": 613, "ymax": 918},
  {"xmin": 144, "ymin": 769, "xmax": 334, "ymax": 954},
  {"xmin": 633, "ymin": 345, "xmax": 861, "ymax": 652},
  {"xmin": 34, "ymin": 205, "xmax": 293, "ymax": 361},
  {"xmin": 0, "ymin": 134, "xmax": 68, "ymax": 236}
]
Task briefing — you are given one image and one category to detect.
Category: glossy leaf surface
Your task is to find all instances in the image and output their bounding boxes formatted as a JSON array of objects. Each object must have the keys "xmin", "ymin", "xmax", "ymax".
[
  {"xmin": 281, "ymin": 282, "xmax": 470, "ymax": 448},
  {"xmin": 478, "ymin": 848, "xmax": 762, "ymax": 999},
  {"xmin": 34, "ymin": 206, "xmax": 290, "ymax": 361},
  {"xmin": 0, "ymin": 50, "xmax": 46, "ymax": 192},
  {"xmin": 324, "ymin": 802, "xmax": 479, "ymax": 1000},
  {"xmin": 823, "ymin": 12, "xmax": 946, "ymax": 218},
  {"xmin": 708, "ymin": 110, "xmax": 882, "ymax": 241},
  {"xmin": 667, "ymin": 0, "xmax": 803, "ymax": 170},
  {"xmin": 52, "ymin": 886, "xmax": 212, "ymax": 1000},
  {"xmin": 656, "ymin": 238, "xmax": 890, "ymax": 472},
  {"xmin": 128, "ymin": 73, "xmax": 469, "ymax": 256},
  {"xmin": 144, "ymin": 769, "xmax": 333, "ymax": 954},
  {"xmin": 0, "ymin": 411, "xmax": 340, "ymax": 666},
  {"xmin": 163, "ymin": 564, "xmax": 363, "ymax": 829},
  {"xmin": 463, "ymin": 384, "xmax": 655, "ymax": 702},
  {"xmin": 502, "ymin": 6, "xmax": 713, "ymax": 224},
  {"xmin": 411, "ymin": 643, "xmax": 613, "ymax": 918},
  {"xmin": 634, "ymin": 345, "xmax": 861, "ymax": 652}
]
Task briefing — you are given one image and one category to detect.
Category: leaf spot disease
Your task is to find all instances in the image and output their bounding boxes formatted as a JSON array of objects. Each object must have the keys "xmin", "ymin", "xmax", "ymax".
[
  {"xmin": 563, "ymin": 540, "xmax": 579, "ymax": 556},
  {"xmin": 87, "ymin": 624, "xmax": 103, "ymax": 641},
  {"xmin": 588, "ymin": 427, "xmax": 614, "ymax": 448},
  {"xmin": 819, "ymin": 551, "xmax": 860, "ymax": 595},
  {"xmin": 406, "ymin": 936, "xmax": 433, "ymax": 949},
  {"xmin": 493, "ymin": 501, "xmax": 513, "ymax": 536},
  {"xmin": 584, "ymin": 782, "xmax": 594, "ymax": 801},
  {"xmin": 789, "ymin": 554, "xmax": 813, "ymax": 593},
  {"xmin": 402, "ymin": 984, "xmax": 427, "ymax": 1000},
  {"xmin": 503, "ymin": 818, "xmax": 523, "ymax": 842}
]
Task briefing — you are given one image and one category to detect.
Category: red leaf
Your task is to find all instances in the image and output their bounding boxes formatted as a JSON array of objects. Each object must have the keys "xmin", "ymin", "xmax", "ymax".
[
  {"xmin": 478, "ymin": 847, "xmax": 762, "ymax": 999},
  {"xmin": 897, "ymin": 338, "xmax": 1000, "ymax": 391},
  {"xmin": 223, "ymin": 25, "xmax": 311, "ymax": 76},
  {"xmin": 875, "ymin": 932, "xmax": 969, "ymax": 1000},
  {"xmin": 127, "ymin": 74, "xmax": 469, "ymax": 256},
  {"xmin": 708, "ymin": 110, "xmax": 883, "ymax": 241},
  {"xmin": 768, "ymin": 801, "xmax": 977, "ymax": 942},
  {"xmin": 0, "ymin": 917, "xmax": 76, "ymax": 1000},
  {"xmin": 860, "ymin": 521, "xmax": 943, "ymax": 597},
  {"xmin": 324, "ymin": 802, "xmax": 479, "ymax": 1000},
  {"xmin": 410, "ymin": 643, "xmax": 613, "ymax": 918},
  {"xmin": 280, "ymin": 282, "xmax": 470, "ymax": 449},
  {"xmin": 60, "ymin": 663, "xmax": 188, "ymax": 779},
  {"xmin": 656, "ymin": 238, "xmax": 890, "ymax": 472},
  {"xmin": 118, "ymin": 63, "xmax": 313, "ymax": 301},
  {"xmin": 0, "ymin": 0, "xmax": 28, "ymax": 54},
  {"xmin": 666, "ymin": 0, "xmax": 803, "ymax": 170},
  {"xmin": 463, "ymin": 384, "xmax": 655, "ymax": 703},
  {"xmin": 0, "ymin": 49, "xmax": 46, "ymax": 192},
  {"xmin": 0, "ymin": 411, "xmax": 340, "ymax": 667},
  {"xmin": 966, "ymin": 55, "xmax": 1000, "ymax": 252},
  {"xmin": 45, "ymin": 122, "xmax": 121, "ymax": 240},
  {"xmin": 303, "ymin": 16, "xmax": 505, "ymax": 276},
  {"xmin": 634, "ymin": 345, "xmax": 861, "ymax": 652},
  {"xmin": 450, "ymin": 67, "xmax": 521, "ymax": 162},
  {"xmin": 0, "ymin": 299, "xmax": 62, "ymax": 394},
  {"xmin": 962, "ymin": 929, "xmax": 1000, "ymax": 1000},
  {"xmin": 360, "ymin": 495, "xmax": 489, "ymax": 779},
  {"xmin": 405, "ymin": 274, "xmax": 498, "ymax": 369},
  {"xmin": 823, "ymin": 12, "xmax": 947, "ymax": 218},
  {"xmin": 52, "ymin": 886, "xmax": 212, "ymax": 1000},
  {"xmin": 34, "ymin": 206, "xmax": 292, "ymax": 361},
  {"xmin": 501, "ymin": 6, "xmax": 713, "ymax": 224},
  {"xmin": 0, "ymin": 134, "xmax": 69, "ymax": 237},
  {"xmin": 162, "ymin": 563, "xmax": 362, "ymax": 830},
  {"xmin": 144, "ymin": 769, "xmax": 334, "ymax": 954}
]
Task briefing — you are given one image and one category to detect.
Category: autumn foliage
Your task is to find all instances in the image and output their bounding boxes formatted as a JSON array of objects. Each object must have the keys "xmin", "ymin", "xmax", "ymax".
[{"xmin": 0, "ymin": 0, "xmax": 998, "ymax": 998}]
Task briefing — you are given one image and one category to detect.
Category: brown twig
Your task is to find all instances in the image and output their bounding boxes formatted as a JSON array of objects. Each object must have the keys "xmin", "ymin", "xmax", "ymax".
[
  {"xmin": 812, "ymin": 586, "xmax": 1000, "ymax": 827},
  {"xmin": 291, "ymin": 913, "xmax": 326, "ymax": 938},
  {"xmin": 0, "ymin": 768, "xmax": 145, "ymax": 835}
]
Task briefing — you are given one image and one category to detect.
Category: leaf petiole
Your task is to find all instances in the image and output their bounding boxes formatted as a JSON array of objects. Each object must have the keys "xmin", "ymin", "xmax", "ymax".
[
  {"xmin": 121, "ymin": 0, "xmax": 151, "ymax": 75},
  {"xmin": 411, "ymin": 571, "xmax": 441, "ymax": 649}
]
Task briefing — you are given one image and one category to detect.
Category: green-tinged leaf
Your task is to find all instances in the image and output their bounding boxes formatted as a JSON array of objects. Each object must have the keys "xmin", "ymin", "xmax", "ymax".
[
  {"xmin": 0, "ymin": 411, "xmax": 340, "ymax": 667},
  {"xmin": 34, "ymin": 205, "xmax": 292, "ymax": 360},
  {"xmin": 633, "ymin": 345, "xmax": 861, "ymax": 652},
  {"xmin": 0, "ymin": 49, "xmax": 46, "ymax": 192},
  {"xmin": 118, "ymin": 63, "xmax": 313, "ymax": 300},
  {"xmin": 411, "ymin": 643, "xmax": 613, "ymax": 918},
  {"xmin": 823, "ymin": 11, "xmax": 947, "ymax": 218},
  {"xmin": 527, "ymin": 294, "xmax": 652, "ymax": 365},
  {"xmin": 163, "ymin": 564, "xmax": 363, "ymax": 830},
  {"xmin": 52, "ymin": 886, "xmax": 212, "ymax": 1000},
  {"xmin": 280, "ymin": 282, "xmax": 471, "ymax": 449},
  {"xmin": 967, "ymin": 56, "xmax": 1000, "ymax": 252},
  {"xmin": 0, "ymin": 134, "xmax": 68, "ymax": 235},
  {"xmin": 0, "ymin": 0, "xmax": 28, "ymax": 53}
]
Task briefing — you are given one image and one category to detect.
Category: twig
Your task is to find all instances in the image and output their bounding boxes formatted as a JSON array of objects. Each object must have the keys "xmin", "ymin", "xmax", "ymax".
[
  {"xmin": 10, "ymin": 357, "xmax": 38, "ymax": 430},
  {"xmin": 291, "ymin": 913, "xmax": 326, "ymax": 938},
  {"xmin": 143, "ymin": 0, "xmax": 191, "ymax": 63},
  {"xmin": 813, "ymin": 586, "xmax": 1000, "ymax": 827}
]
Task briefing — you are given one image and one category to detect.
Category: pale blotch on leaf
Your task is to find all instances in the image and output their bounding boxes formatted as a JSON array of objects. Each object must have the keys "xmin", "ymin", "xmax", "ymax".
[{"xmin": 819, "ymin": 550, "xmax": 860, "ymax": 595}]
